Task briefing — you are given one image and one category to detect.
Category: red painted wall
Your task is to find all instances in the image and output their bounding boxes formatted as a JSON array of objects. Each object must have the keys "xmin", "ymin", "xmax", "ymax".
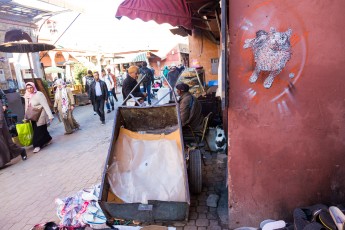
[{"xmin": 228, "ymin": 0, "xmax": 345, "ymax": 228}]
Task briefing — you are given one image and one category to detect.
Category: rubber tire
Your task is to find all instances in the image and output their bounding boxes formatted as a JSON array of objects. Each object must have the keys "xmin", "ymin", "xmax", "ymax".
[{"xmin": 189, "ymin": 149, "xmax": 202, "ymax": 194}]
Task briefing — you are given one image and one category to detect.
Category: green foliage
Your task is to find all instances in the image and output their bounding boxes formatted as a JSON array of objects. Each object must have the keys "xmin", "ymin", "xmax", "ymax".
[
  {"xmin": 73, "ymin": 63, "xmax": 87, "ymax": 85},
  {"xmin": 41, "ymin": 79, "xmax": 49, "ymax": 91}
]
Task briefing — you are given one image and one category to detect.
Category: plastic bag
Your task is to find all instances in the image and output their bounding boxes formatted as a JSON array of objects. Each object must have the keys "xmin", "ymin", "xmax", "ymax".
[{"xmin": 16, "ymin": 122, "xmax": 33, "ymax": 146}]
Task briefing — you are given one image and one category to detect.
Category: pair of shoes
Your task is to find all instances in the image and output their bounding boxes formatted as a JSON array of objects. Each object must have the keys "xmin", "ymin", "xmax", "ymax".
[
  {"xmin": 101, "ymin": 121, "xmax": 105, "ymax": 125},
  {"xmin": 21, "ymin": 149, "xmax": 27, "ymax": 161},
  {"xmin": 107, "ymin": 110, "xmax": 111, "ymax": 113},
  {"xmin": 33, "ymin": 147, "xmax": 41, "ymax": 153}
]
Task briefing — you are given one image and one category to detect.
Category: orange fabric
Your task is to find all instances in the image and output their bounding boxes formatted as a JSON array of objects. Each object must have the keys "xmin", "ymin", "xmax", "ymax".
[{"xmin": 119, "ymin": 127, "xmax": 182, "ymax": 150}]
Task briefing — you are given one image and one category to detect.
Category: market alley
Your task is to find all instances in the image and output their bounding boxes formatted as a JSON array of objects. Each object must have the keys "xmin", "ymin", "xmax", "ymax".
[
  {"xmin": 0, "ymin": 102, "xmax": 114, "ymax": 229},
  {"xmin": 0, "ymin": 97, "xmax": 228, "ymax": 230}
]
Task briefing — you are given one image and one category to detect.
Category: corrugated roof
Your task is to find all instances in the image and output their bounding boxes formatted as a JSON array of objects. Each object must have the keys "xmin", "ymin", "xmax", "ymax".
[
  {"xmin": 114, "ymin": 52, "xmax": 149, "ymax": 64},
  {"xmin": 132, "ymin": 52, "xmax": 147, "ymax": 62}
]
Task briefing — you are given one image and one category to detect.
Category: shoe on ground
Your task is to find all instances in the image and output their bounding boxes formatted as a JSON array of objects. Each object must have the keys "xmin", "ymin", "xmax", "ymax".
[
  {"xmin": 293, "ymin": 208, "xmax": 309, "ymax": 230},
  {"xmin": 301, "ymin": 203, "xmax": 328, "ymax": 221},
  {"xmin": 262, "ymin": 220, "xmax": 285, "ymax": 230},
  {"xmin": 303, "ymin": 222, "xmax": 325, "ymax": 230},
  {"xmin": 101, "ymin": 121, "xmax": 105, "ymax": 125},
  {"xmin": 33, "ymin": 147, "xmax": 41, "ymax": 153},
  {"xmin": 21, "ymin": 149, "xmax": 27, "ymax": 161},
  {"xmin": 107, "ymin": 110, "xmax": 111, "ymax": 113},
  {"xmin": 93, "ymin": 112, "xmax": 96, "ymax": 115}
]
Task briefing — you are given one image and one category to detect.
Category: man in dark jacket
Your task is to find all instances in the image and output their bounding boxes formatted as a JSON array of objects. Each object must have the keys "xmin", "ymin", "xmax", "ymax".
[
  {"xmin": 167, "ymin": 64, "xmax": 180, "ymax": 100},
  {"xmin": 122, "ymin": 66, "xmax": 147, "ymax": 102},
  {"xmin": 0, "ymin": 89, "xmax": 27, "ymax": 166},
  {"xmin": 139, "ymin": 61, "xmax": 154, "ymax": 105},
  {"xmin": 83, "ymin": 70, "xmax": 94, "ymax": 95},
  {"xmin": 88, "ymin": 71, "xmax": 108, "ymax": 125},
  {"xmin": 176, "ymin": 83, "xmax": 204, "ymax": 133}
]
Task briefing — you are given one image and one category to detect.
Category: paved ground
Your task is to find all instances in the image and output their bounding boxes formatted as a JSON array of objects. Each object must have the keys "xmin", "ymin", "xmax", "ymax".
[{"xmin": 0, "ymin": 93, "xmax": 228, "ymax": 230}]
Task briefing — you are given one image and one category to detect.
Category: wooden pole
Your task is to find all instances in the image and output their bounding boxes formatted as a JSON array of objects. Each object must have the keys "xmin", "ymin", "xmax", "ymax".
[{"xmin": 26, "ymin": 52, "xmax": 53, "ymax": 108}]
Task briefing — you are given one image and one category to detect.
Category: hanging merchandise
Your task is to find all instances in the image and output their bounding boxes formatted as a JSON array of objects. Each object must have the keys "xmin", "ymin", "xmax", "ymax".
[{"xmin": 177, "ymin": 67, "xmax": 205, "ymax": 98}]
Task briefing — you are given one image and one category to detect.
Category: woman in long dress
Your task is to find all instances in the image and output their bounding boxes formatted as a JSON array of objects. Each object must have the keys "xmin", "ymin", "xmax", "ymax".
[
  {"xmin": 0, "ymin": 89, "xmax": 27, "ymax": 168},
  {"xmin": 53, "ymin": 79, "xmax": 80, "ymax": 134},
  {"xmin": 24, "ymin": 82, "xmax": 54, "ymax": 153}
]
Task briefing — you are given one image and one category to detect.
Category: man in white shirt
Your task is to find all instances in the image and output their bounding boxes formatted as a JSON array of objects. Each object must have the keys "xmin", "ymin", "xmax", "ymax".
[{"xmin": 101, "ymin": 69, "xmax": 115, "ymax": 113}]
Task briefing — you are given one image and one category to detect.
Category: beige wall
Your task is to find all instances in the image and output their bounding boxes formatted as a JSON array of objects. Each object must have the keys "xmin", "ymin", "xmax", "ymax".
[{"xmin": 188, "ymin": 30, "xmax": 219, "ymax": 84}]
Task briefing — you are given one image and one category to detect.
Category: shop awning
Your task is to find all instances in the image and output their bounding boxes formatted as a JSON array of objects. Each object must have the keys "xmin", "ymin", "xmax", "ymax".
[
  {"xmin": 115, "ymin": 0, "xmax": 192, "ymax": 30},
  {"xmin": 132, "ymin": 52, "xmax": 147, "ymax": 62}
]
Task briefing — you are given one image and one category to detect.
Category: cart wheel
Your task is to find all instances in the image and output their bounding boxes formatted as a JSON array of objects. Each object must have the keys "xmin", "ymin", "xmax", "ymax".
[{"xmin": 189, "ymin": 149, "xmax": 202, "ymax": 194}]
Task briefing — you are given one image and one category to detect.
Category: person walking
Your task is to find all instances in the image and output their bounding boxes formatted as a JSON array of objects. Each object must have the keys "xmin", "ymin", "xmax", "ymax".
[
  {"xmin": 24, "ymin": 82, "xmax": 54, "ymax": 153},
  {"xmin": 163, "ymin": 66, "xmax": 169, "ymax": 78},
  {"xmin": 83, "ymin": 70, "xmax": 96, "ymax": 115},
  {"xmin": 107, "ymin": 68, "xmax": 118, "ymax": 101},
  {"xmin": 100, "ymin": 69, "xmax": 115, "ymax": 113},
  {"xmin": 83, "ymin": 70, "xmax": 94, "ymax": 95},
  {"xmin": 167, "ymin": 63, "xmax": 180, "ymax": 100},
  {"xmin": 54, "ymin": 79, "xmax": 80, "ymax": 135},
  {"xmin": 0, "ymin": 89, "xmax": 27, "ymax": 167},
  {"xmin": 88, "ymin": 71, "xmax": 108, "ymax": 125},
  {"xmin": 139, "ymin": 61, "xmax": 154, "ymax": 105}
]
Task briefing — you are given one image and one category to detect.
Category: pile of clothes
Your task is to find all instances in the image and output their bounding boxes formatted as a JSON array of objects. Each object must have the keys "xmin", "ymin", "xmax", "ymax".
[
  {"xmin": 56, "ymin": 184, "xmax": 106, "ymax": 227},
  {"xmin": 32, "ymin": 184, "xmax": 107, "ymax": 229}
]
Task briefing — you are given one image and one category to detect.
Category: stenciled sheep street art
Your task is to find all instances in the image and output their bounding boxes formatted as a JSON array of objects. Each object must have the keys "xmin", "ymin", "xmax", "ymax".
[
  {"xmin": 243, "ymin": 27, "xmax": 292, "ymax": 89},
  {"xmin": 237, "ymin": 1, "xmax": 308, "ymax": 115}
]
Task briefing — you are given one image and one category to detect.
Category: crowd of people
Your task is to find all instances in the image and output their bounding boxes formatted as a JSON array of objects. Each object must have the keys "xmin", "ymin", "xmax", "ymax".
[{"xmin": 0, "ymin": 62, "xmax": 204, "ymax": 168}]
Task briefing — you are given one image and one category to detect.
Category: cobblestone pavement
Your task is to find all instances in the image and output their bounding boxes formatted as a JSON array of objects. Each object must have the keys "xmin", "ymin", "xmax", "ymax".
[
  {"xmin": 165, "ymin": 150, "xmax": 229, "ymax": 230},
  {"xmin": 0, "ymin": 102, "xmax": 115, "ymax": 229},
  {"xmin": 0, "ymin": 94, "xmax": 228, "ymax": 230}
]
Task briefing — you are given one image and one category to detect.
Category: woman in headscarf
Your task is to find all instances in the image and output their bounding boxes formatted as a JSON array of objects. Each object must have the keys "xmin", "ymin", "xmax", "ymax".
[
  {"xmin": 0, "ymin": 88, "xmax": 27, "ymax": 167},
  {"xmin": 54, "ymin": 79, "xmax": 80, "ymax": 134},
  {"xmin": 24, "ymin": 82, "xmax": 54, "ymax": 153}
]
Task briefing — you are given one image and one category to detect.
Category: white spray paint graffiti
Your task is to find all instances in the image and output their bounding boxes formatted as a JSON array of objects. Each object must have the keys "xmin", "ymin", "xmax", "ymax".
[
  {"xmin": 244, "ymin": 88, "xmax": 257, "ymax": 100},
  {"xmin": 241, "ymin": 18, "xmax": 253, "ymax": 31},
  {"xmin": 243, "ymin": 27, "xmax": 293, "ymax": 89},
  {"xmin": 277, "ymin": 100, "xmax": 291, "ymax": 116}
]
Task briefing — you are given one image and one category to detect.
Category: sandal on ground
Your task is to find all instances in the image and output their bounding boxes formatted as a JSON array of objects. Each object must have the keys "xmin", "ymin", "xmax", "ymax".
[{"xmin": 33, "ymin": 147, "xmax": 41, "ymax": 153}]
